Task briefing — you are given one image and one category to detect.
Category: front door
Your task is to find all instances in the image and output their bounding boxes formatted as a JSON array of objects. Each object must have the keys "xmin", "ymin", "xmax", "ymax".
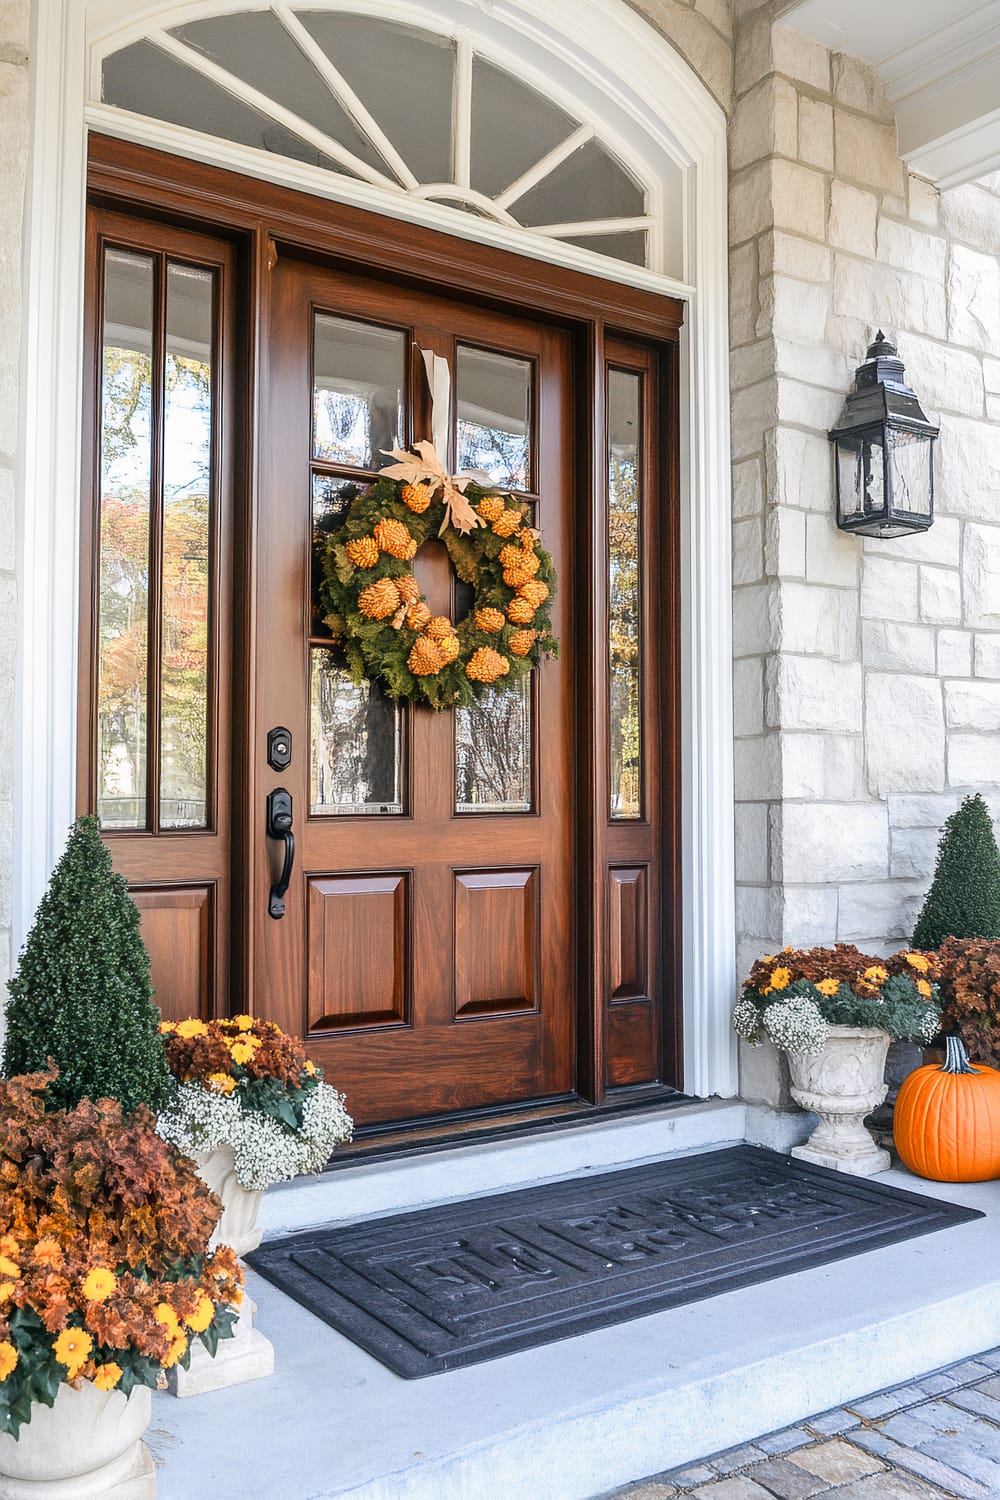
[{"xmin": 254, "ymin": 259, "xmax": 576, "ymax": 1125}]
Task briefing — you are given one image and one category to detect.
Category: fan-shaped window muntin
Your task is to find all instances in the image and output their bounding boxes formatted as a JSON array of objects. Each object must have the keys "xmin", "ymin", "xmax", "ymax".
[{"xmin": 98, "ymin": 5, "xmax": 656, "ymax": 269}]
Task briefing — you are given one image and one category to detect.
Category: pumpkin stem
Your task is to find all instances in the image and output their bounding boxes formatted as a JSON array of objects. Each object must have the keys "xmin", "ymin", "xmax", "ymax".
[{"xmin": 942, "ymin": 1034, "xmax": 979, "ymax": 1075}]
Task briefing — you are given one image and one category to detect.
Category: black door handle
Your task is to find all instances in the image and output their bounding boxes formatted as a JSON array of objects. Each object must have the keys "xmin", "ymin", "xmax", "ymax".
[{"xmin": 266, "ymin": 788, "xmax": 295, "ymax": 919}]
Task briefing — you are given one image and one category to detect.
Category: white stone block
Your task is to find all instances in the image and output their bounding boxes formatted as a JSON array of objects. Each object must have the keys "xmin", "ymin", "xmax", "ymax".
[
  {"xmin": 733, "ymin": 5, "xmax": 774, "ymax": 96},
  {"xmin": 733, "ymin": 515, "xmax": 764, "ymax": 585},
  {"xmin": 806, "ymin": 513, "xmax": 858, "ymax": 588},
  {"xmin": 764, "ymin": 506, "xmax": 805, "ymax": 579},
  {"xmin": 861, "ymin": 555, "xmax": 918, "ymax": 622},
  {"xmin": 733, "ymin": 456, "xmax": 763, "ymax": 519},
  {"xmin": 730, "ymin": 340, "xmax": 773, "ymax": 393},
  {"xmin": 890, "ymin": 825, "xmax": 941, "ymax": 881},
  {"xmin": 898, "ymin": 336, "xmax": 984, "ymax": 420},
  {"xmin": 735, "ymin": 734, "xmax": 781, "ymax": 800},
  {"xmin": 865, "ymin": 674, "xmax": 945, "ymax": 796},
  {"xmin": 876, "ymin": 219, "xmax": 946, "ymax": 282},
  {"xmin": 736, "ymin": 883, "xmax": 783, "ymax": 947},
  {"xmin": 781, "ymin": 734, "xmax": 825, "ymax": 798},
  {"xmin": 984, "ymin": 358, "xmax": 1000, "ymax": 396},
  {"xmin": 776, "ymin": 580, "xmax": 844, "ymax": 657},
  {"xmin": 833, "ymin": 257, "xmax": 946, "ymax": 341},
  {"xmin": 759, "ymin": 277, "xmax": 830, "ymax": 344},
  {"xmin": 694, "ymin": 0, "xmax": 732, "ymax": 40},
  {"xmin": 730, "ymin": 76, "xmax": 798, "ymax": 172},
  {"xmin": 733, "ymin": 655, "xmax": 764, "ymax": 737},
  {"xmin": 834, "ymin": 113, "xmax": 905, "ymax": 196},
  {"xmin": 942, "ymin": 184, "xmax": 1000, "ymax": 255},
  {"xmin": 829, "ymin": 182, "xmax": 877, "ymax": 258},
  {"xmin": 862, "ymin": 621, "xmax": 935, "ymax": 674},
  {"xmin": 781, "ymin": 884, "xmax": 841, "ymax": 946},
  {"xmin": 888, "ymin": 792, "xmax": 959, "ymax": 829},
  {"xmin": 729, "ymin": 241, "xmax": 757, "ymax": 344},
  {"xmin": 772, "ymin": 24, "xmax": 831, "ymax": 90},
  {"xmin": 987, "ymin": 395, "xmax": 1000, "ymax": 424},
  {"xmin": 946, "ymin": 679, "xmax": 1000, "ymax": 731},
  {"xmin": 774, "ymin": 339, "xmax": 852, "ymax": 393},
  {"xmin": 0, "ymin": 465, "xmax": 12, "ymax": 574},
  {"xmin": 907, "ymin": 175, "xmax": 939, "ymax": 228},
  {"xmin": 964, "ymin": 523, "xmax": 1000, "ymax": 628},
  {"xmin": 735, "ymin": 801, "xmax": 769, "ymax": 883},
  {"xmin": 798, "ymin": 96, "xmax": 834, "ymax": 172},
  {"xmin": 837, "ymin": 880, "xmax": 925, "ymax": 943},
  {"xmin": 938, "ymin": 630, "xmax": 973, "ymax": 677},
  {"xmin": 948, "ymin": 734, "xmax": 1000, "ymax": 788},
  {"xmin": 831, "ymin": 51, "xmax": 891, "ymax": 118},
  {"xmin": 733, "ymin": 582, "xmax": 775, "ymax": 656},
  {"xmin": 775, "ymin": 378, "xmax": 842, "ymax": 431},
  {"xmin": 767, "ymin": 426, "xmax": 835, "ymax": 513},
  {"xmin": 919, "ymin": 566, "xmax": 961, "ymax": 625},
  {"xmin": 948, "ymin": 245, "xmax": 1000, "ymax": 354},
  {"xmin": 865, "ymin": 518, "xmax": 960, "ymax": 568},
  {"xmin": 766, "ymin": 655, "xmax": 863, "ymax": 733},
  {"xmin": 975, "ymin": 634, "xmax": 1000, "ymax": 678},
  {"xmin": 771, "ymin": 160, "xmax": 827, "ymax": 240},
  {"xmin": 761, "ymin": 232, "xmax": 831, "ymax": 284},
  {"xmin": 822, "ymin": 734, "xmax": 864, "ymax": 799},
  {"xmin": 777, "ymin": 801, "xmax": 888, "ymax": 883},
  {"xmin": 731, "ymin": 377, "xmax": 777, "ymax": 460},
  {"xmin": 730, "ymin": 162, "xmax": 772, "ymax": 245},
  {"xmin": 935, "ymin": 417, "xmax": 1000, "ymax": 520}
]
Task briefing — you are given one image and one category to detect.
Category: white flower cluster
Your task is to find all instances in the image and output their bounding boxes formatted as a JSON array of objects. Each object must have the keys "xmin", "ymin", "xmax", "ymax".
[
  {"xmin": 916, "ymin": 1006, "xmax": 941, "ymax": 1044},
  {"xmin": 761, "ymin": 997, "xmax": 829, "ymax": 1054},
  {"xmin": 732, "ymin": 997, "xmax": 763, "ymax": 1045},
  {"xmin": 157, "ymin": 1081, "xmax": 354, "ymax": 1191}
]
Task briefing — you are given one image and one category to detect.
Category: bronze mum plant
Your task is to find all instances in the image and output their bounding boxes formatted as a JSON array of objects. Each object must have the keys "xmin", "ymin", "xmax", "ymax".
[
  {"xmin": 933, "ymin": 936, "xmax": 1000, "ymax": 1066},
  {"xmin": 0, "ymin": 1067, "xmax": 243, "ymax": 1438}
]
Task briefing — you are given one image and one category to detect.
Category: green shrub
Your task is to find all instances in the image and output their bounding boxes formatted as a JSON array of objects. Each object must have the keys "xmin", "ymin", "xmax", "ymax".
[
  {"xmin": 912, "ymin": 794, "xmax": 1000, "ymax": 950},
  {"xmin": 3, "ymin": 816, "xmax": 169, "ymax": 1112}
]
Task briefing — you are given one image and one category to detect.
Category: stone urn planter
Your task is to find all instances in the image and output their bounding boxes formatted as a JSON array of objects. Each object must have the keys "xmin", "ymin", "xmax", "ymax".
[
  {"xmin": 786, "ymin": 1026, "xmax": 891, "ymax": 1177},
  {"xmin": 168, "ymin": 1143, "xmax": 274, "ymax": 1398},
  {"xmin": 0, "ymin": 1381, "xmax": 154, "ymax": 1499}
]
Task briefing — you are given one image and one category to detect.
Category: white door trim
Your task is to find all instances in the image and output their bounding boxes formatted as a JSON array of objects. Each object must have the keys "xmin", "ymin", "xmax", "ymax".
[{"xmin": 16, "ymin": 0, "xmax": 738, "ymax": 1099}]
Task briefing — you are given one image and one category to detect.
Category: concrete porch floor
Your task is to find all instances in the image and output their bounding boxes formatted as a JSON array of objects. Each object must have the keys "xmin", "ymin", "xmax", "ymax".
[{"xmin": 145, "ymin": 1106, "xmax": 1000, "ymax": 1500}]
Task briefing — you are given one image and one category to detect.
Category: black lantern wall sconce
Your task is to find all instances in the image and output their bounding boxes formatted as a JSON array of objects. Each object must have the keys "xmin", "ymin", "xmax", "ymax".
[{"xmin": 828, "ymin": 331, "xmax": 939, "ymax": 539}]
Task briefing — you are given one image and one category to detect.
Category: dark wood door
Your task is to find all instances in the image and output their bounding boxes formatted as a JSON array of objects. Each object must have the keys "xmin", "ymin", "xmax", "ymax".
[{"xmin": 254, "ymin": 258, "xmax": 576, "ymax": 1126}]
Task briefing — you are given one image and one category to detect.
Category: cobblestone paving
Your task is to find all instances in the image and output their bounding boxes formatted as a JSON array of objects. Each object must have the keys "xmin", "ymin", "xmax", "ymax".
[{"xmin": 599, "ymin": 1348, "xmax": 1000, "ymax": 1499}]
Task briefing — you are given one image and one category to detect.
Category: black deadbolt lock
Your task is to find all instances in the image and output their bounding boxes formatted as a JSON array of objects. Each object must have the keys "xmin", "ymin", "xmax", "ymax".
[{"xmin": 267, "ymin": 725, "xmax": 292, "ymax": 772}]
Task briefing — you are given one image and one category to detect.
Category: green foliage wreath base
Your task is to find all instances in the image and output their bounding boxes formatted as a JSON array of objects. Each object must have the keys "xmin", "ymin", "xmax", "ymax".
[{"xmin": 319, "ymin": 478, "xmax": 558, "ymax": 710}]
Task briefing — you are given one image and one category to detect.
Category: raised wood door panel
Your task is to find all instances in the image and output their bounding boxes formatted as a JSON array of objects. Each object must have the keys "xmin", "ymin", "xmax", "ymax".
[
  {"xmin": 254, "ymin": 257, "xmax": 575, "ymax": 1125},
  {"xmin": 79, "ymin": 207, "xmax": 237, "ymax": 1023}
]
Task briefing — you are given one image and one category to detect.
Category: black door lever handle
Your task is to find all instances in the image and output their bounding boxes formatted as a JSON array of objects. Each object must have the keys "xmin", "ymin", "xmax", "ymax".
[{"xmin": 266, "ymin": 788, "xmax": 294, "ymax": 919}]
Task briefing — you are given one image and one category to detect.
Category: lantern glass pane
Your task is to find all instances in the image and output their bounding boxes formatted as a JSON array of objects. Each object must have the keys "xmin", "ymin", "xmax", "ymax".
[
  {"xmin": 887, "ymin": 427, "xmax": 932, "ymax": 519},
  {"xmin": 836, "ymin": 431, "xmax": 885, "ymax": 524}
]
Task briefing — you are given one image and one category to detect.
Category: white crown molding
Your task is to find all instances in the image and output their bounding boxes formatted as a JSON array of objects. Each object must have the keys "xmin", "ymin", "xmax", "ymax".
[{"xmin": 17, "ymin": 0, "xmax": 737, "ymax": 1101}]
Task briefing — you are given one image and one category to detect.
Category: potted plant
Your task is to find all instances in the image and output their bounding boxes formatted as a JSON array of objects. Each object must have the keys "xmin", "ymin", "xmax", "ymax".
[
  {"xmin": 734, "ymin": 945, "xmax": 941, "ymax": 1176},
  {"xmin": 155, "ymin": 1016, "xmax": 353, "ymax": 1393},
  {"xmin": 928, "ymin": 936, "xmax": 1000, "ymax": 1068},
  {"xmin": 0, "ymin": 1067, "xmax": 242, "ymax": 1497}
]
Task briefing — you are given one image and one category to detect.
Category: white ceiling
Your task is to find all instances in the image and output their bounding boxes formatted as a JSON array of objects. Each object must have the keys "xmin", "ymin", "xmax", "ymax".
[{"xmin": 782, "ymin": 0, "xmax": 1000, "ymax": 189}]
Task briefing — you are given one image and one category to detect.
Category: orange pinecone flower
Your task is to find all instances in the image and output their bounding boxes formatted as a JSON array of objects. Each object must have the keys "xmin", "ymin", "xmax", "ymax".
[
  {"xmin": 477, "ymin": 496, "xmax": 505, "ymax": 523},
  {"xmin": 374, "ymin": 517, "xmax": 417, "ymax": 560},
  {"xmin": 408, "ymin": 636, "xmax": 445, "ymax": 676},
  {"xmin": 358, "ymin": 578, "xmax": 401, "ymax": 620},
  {"xmin": 475, "ymin": 607, "xmax": 505, "ymax": 634},
  {"xmin": 507, "ymin": 597, "xmax": 535, "ymax": 624},
  {"xmin": 503, "ymin": 565, "xmax": 533, "ymax": 589},
  {"xmin": 406, "ymin": 601, "xmax": 432, "ymax": 631},
  {"xmin": 509, "ymin": 629, "xmax": 537, "ymax": 657},
  {"xmin": 501, "ymin": 543, "xmax": 540, "ymax": 577},
  {"xmin": 518, "ymin": 579, "xmax": 550, "ymax": 609},
  {"xmin": 395, "ymin": 574, "xmax": 421, "ymax": 605},
  {"xmin": 401, "ymin": 483, "xmax": 432, "ymax": 514},
  {"xmin": 345, "ymin": 535, "xmax": 379, "ymax": 569},
  {"xmin": 518, "ymin": 528, "xmax": 536, "ymax": 551},
  {"xmin": 426, "ymin": 615, "xmax": 455, "ymax": 642},
  {"xmin": 438, "ymin": 633, "xmax": 460, "ymax": 665},
  {"xmin": 466, "ymin": 647, "xmax": 510, "ymax": 684},
  {"xmin": 492, "ymin": 510, "xmax": 522, "ymax": 538}
]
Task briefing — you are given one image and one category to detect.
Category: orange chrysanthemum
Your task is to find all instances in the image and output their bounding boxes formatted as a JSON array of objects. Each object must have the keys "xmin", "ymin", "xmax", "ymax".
[
  {"xmin": 408, "ymin": 637, "xmax": 445, "ymax": 676},
  {"xmin": 491, "ymin": 510, "xmax": 522, "ymax": 538},
  {"xmin": 517, "ymin": 580, "xmax": 549, "ymax": 609},
  {"xmin": 475, "ymin": 607, "xmax": 505, "ymax": 634},
  {"xmin": 358, "ymin": 578, "xmax": 401, "ymax": 620},
  {"xmin": 425, "ymin": 615, "xmax": 455, "ymax": 642},
  {"xmin": 401, "ymin": 483, "xmax": 432, "ymax": 514},
  {"xmin": 509, "ymin": 630, "xmax": 536, "ymax": 658},
  {"xmin": 395, "ymin": 574, "xmax": 421, "ymax": 606},
  {"xmin": 406, "ymin": 602, "xmax": 432, "ymax": 631},
  {"xmin": 476, "ymin": 496, "xmax": 505, "ymax": 523},
  {"xmin": 344, "ymin": 536, "xmax": 379, "ymax": 570},
  {"xmin": 466, "ymin": 648, "xmax": 510, "ymax": 684},
  {"xmin": 507, "ymin": 597, "xmax": 535, "ymax": 625},
  {"xmin": 373, "ymin": 517, "xmax": 417, "ymax": 560},
  {"xmin": 438, "ymin": 634, "xmax": 460, "ymax": 665}
]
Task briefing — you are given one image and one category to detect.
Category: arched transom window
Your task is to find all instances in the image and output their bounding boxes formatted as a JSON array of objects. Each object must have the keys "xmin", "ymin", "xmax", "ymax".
[{"xmin": 98, "ymin": 6, "xmax": 661, "ymax": 269}]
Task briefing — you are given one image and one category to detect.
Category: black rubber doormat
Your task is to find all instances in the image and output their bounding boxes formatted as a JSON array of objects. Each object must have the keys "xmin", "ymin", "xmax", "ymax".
[{"xmin": 247, "ymin": 1145, "xmax": 982, "ymax": 1378}]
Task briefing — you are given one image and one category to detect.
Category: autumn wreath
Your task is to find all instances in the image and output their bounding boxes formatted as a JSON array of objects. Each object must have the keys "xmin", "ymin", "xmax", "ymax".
[{"xmin": 318, "ymin": 442, "xmax": 557, "ymax": 710}]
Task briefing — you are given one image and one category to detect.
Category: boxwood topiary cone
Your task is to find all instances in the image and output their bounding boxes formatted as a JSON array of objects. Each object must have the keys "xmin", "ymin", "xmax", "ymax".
[
  {"xmin": 3, "ymin": 815, "xmax": 169, "ymax": 1112},
  {"xmin": 912, "ymin": 794, "xmax": 1000, "ymax": 951}
]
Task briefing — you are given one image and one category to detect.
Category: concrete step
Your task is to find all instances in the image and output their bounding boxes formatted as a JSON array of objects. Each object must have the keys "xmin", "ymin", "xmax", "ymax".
[{"xmin": 150, "ymin": 1124, "xmax": 1000, "ymax": 1500}]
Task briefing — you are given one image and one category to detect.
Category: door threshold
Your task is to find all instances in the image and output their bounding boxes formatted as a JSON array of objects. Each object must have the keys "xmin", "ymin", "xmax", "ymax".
[{"xmin": 325, "ymin": 1085, "xmax": 697, "ymax": 1170}]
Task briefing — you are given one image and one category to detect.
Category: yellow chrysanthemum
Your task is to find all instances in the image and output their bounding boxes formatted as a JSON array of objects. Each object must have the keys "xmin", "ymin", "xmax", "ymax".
[
  {"xmin": 0, "ymin": 1283, "xmax": 16, "ymax": 1303},
  {"xmin": 207, "ymin": 1072, "xmax": 238, "ymax": 1095},
  {"xmin": 158, "ymin": 1021, "xmax": 176, "ymax": 1034},
  {"xmin": 154, "ymin": 1302, "xmax": 180, "ymax": 1334},
  {"xmin": 232, "ymin": 1014, "xmax": 255, "ymax": 1031},
  {"xmin": 185, "ymin": 1294, "xmax": 215, "ymax": 1334},
  {"xmin": 816, "ymin": 978, "xmax": 840, "ymax": 997},
  {"xmin": 917, "ymin": 979, "xmax": 933, "ymax": 998},
  {"xmin": 769, "ymin": 966, "xmax": 791, "ymax": 991},
  {"xmin": 175, "ymin": 1018, "xmax": 208, "ymax": 1039},
  {"xmin": 53, "ymin": 1327, "xmax": 93, "ymax": 1375},
  {"xmin": 82, "ymin": 1267, "xmax": 116, "ymax": 1304},
  {"xmin": 862, "ymin": 965, "xmax": 889, "ymax": 984},
  {"xmin": 0, "ymin": 1256, "xmax": 20, "ymax": 1280},
  {"xmin": 162, "ymin": 1333, "xmax": 188, "ymax": 1370},
  {"xmin": 229, "ymin": 1040, "xmax": 258, "ymax": 1068},
  {"xmin": 0, "ymin": 1342, "xmax": 17, "ymax": 1381},
  {"xmin": 304, "ymin": 1059, "xmax": 317, "ymax": 1075},
  {"xmin": 762, "ymin": 955, "xmax": 776, "ymax": 964},
  {"xmin": 93, "ymin": 1362, "xmax": 122, "ymax": 1391},
  {"xmin": 906, "ymin": 953, "xmax": 931, "ymax": 973}
]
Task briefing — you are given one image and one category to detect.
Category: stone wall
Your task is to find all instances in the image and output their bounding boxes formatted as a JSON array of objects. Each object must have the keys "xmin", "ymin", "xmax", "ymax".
[
  {"xmin": 729, "ymin": 9, "xmax": 1000, "ymax": 1099},
  {"xmin": 0, "ymin": 1, "xmax": 28, "ymax": 1000}
]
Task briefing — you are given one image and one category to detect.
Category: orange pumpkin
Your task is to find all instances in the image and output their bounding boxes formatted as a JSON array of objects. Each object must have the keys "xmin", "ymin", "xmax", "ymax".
[{"xmin": 894, "ymin": 1035, "xmax": 1000, "ymax": 1182}]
